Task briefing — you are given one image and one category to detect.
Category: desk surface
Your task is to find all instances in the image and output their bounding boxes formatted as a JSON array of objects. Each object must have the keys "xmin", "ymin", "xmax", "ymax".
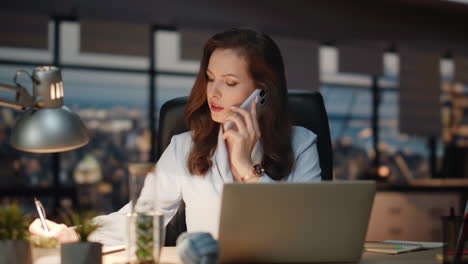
[
  {"xmin": 360, "ymin": 248, "xmax": 441, "ymax": 264},
  {"xmin": 32, "ymin": 247, "xmax": 441, "ymax": 264},
  {"xmin": 407, "ymin": 178, "xmax": 468, "ymax": 187}
]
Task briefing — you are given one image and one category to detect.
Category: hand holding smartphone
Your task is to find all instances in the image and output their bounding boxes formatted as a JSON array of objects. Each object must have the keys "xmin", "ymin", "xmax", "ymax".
[{"xmin": 224, "ymin": 89, "xmax": 266, "ymax": 130}]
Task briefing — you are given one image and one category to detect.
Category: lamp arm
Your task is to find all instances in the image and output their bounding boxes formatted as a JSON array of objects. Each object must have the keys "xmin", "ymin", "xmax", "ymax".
[{"xmin": 0, "ymin": 83, "xmax": 34, "ymax": 111}]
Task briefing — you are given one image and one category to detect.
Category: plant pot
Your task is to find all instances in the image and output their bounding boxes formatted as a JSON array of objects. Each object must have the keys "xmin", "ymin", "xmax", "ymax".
[
  {"xmin": 0, "ymin": 240, "xmax": 32, "ymax": 264},
  {"xmin": 31, "ymin": 247, "xmax": 60, "ymax": 264},
  {"xmin": 61, "ymin": 242, "xmax": 102, "ymax": 264}
]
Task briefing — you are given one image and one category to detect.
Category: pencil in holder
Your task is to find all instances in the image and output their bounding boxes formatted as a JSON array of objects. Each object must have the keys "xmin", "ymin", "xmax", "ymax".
[{"xmin": 442, "ymin": 216, "xmax": 468, "ymax": 264}]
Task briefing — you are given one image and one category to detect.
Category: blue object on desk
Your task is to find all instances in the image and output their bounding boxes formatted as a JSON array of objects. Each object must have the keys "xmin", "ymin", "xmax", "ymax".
[{"xmin": 176, "ymin": 232, "xmax": 220, "ymax": 264}]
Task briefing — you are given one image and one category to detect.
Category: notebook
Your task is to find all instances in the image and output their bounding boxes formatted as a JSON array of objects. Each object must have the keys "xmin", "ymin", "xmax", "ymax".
[
  {"xmin": 217, "ymin": 181, "xmax": 376, "ymax": 263},
  {"xmin": 365, "ymin": 240, "xmax": 443, "ymax": 254}
]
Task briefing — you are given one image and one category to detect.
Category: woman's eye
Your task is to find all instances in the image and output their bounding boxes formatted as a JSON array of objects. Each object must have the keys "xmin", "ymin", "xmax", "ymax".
[
  {"xmin": 226, "ymin": 81, "xmax": 237, "ymax": 87},
  {"xmin": 207, "ymin": 77, "xmax": 214, "ymax": 82}
]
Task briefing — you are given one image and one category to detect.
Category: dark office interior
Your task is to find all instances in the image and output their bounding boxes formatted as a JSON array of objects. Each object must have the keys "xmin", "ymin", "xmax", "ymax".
[{"xmin": 1, "ymin": 0, "xmax": 468, "ymax": 244}]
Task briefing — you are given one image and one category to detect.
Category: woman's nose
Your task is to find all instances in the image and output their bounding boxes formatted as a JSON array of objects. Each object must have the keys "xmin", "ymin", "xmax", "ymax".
[{"xmin": 209, "ymin": 81, "xmax": 222, "ymax": 98}]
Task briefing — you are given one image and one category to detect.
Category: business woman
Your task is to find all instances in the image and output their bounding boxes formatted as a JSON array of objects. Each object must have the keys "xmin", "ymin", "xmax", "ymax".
[{"xmin": 29, "ymin": 28, "xmax": 321, "ymax": 245}]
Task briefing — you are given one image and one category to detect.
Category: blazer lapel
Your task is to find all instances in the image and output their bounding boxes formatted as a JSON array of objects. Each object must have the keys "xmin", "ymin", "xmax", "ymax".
[{"xmin": 213, "ymin": 128, "xmax": 233, "ymax": 183}]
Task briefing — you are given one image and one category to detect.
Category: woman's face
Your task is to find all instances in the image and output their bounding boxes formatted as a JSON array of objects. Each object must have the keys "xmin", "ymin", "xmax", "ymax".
[{"xmin": 206, "ymin": 48, "xmax": 256, "ymax": 124}]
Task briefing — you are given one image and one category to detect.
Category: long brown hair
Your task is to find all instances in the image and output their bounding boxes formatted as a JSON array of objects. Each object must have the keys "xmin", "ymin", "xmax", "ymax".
[{"xmin": 185, "ymin": 28, "xmax": 294, "ymax": 180}]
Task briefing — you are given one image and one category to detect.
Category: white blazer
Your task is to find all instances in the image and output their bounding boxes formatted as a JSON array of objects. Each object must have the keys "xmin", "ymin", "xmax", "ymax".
[{"xmin": 90, "ymin": 126, "xmax": 321, "ymax": 245}]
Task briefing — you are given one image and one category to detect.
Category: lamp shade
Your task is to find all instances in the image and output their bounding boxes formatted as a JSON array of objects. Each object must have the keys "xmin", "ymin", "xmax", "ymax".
[{"xmin": 10, "ymin": 106, "xmax": 89, "ymax": 153}]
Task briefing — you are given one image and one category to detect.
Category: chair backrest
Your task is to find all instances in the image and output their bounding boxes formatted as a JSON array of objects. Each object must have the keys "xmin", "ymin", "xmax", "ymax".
[
  {"xmin": 157, "ymin": 90, "xmax": 333, "ymax": 180},
  {"xmin": 158, "ymin": 90, "xmax": 333, "ymax": 246}
]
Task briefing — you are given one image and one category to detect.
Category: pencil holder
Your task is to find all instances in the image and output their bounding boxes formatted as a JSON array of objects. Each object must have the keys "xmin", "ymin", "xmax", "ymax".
[{"xmin": 442, "ymin": 216, "xmax": 468, "ymax": 264}]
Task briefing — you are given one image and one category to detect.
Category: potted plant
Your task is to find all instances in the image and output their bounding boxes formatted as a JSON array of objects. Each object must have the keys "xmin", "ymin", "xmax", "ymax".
[
  {"xmin": 0, "ymin": 204, "xmax": 32, "ymax": 264},
  {"xmin": 60, "ymin": 210, "xmax": 102, "ymax": 264}
]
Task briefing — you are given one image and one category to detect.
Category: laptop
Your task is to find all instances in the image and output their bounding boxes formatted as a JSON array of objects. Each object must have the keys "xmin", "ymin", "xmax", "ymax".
[{"xmin": 217, "ymin": 181, "xmax": 376, "ymax": 263}]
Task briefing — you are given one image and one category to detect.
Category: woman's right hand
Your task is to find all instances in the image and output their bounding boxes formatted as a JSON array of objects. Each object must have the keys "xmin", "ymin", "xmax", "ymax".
[{"xmin": 29, "ymin": 218, "xmax": 80, "ymax": 243}]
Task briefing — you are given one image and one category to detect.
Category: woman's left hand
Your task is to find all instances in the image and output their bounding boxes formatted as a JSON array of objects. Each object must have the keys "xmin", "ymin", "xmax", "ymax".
[{"xmin": 223, "ymin": 99, "xmax": 261, "ymax": 182}]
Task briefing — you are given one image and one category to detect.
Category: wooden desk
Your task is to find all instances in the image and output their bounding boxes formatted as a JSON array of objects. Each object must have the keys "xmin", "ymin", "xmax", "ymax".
[
  {"xmin": 34, "ymin": 247, "xmax": 442, "ymax": 264},
  {"xmin": 361, "ymin": 248, "xmax": 440, "ymax": 264}
]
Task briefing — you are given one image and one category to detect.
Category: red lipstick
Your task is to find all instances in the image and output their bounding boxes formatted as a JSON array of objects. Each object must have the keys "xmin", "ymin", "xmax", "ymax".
[{"xmin": 210, "ymin": 102, "xmax": 224, "ymax": 112}]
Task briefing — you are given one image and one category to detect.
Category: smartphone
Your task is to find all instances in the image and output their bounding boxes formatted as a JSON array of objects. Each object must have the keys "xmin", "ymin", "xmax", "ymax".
[{"xmin": 224, "ymin": 88, "xmax": 266, "ymax": 130}]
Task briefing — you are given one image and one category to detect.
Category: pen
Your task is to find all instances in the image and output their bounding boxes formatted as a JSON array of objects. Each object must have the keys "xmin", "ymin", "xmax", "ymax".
[
  {"xmin": 34, "ymin": 197, "xmax": 49, "ymax": 234},
  {"xmin": 453, "ymin": 200, "xmax": 468, "ymax": 264}
]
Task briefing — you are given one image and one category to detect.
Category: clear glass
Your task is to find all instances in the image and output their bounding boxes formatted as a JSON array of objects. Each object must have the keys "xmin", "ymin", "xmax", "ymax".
[
  {"xmin": 60, "ymin": 69, "xmax": 149, "ymax": 213},
  {"xmin": 0, "ymin": 65, "xmax": 53, "ymax": 188},
  {"xmin": 378, "ymin": 90, "xmax": 435, "ymax": 181},
  {"xmin": 321, "ymin": 84, "xmax": 373, "ymax": 180},
  {"xmin": 127, "ymin": 162, "xmax": 164, "ymax": 264},
  {"xmin": 127, "ymin": 212, "xmax": 164, "ymax": 264}
]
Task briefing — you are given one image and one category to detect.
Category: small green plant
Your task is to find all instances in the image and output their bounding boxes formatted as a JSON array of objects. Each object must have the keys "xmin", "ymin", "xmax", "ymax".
[
  {"xmin": 135, "ymin": 212, "xmax": 154, "ymax": 263},
  {"xmin": 30, "ymin": 235, "xmax": 58, "ymax": 248},
  {"xmin": 0, "ymin": 204, "xmax": 30, "ymax": 241},
  {"xmin": 60, "ymin": 210, "xmax": 101, "ymax": 242}
]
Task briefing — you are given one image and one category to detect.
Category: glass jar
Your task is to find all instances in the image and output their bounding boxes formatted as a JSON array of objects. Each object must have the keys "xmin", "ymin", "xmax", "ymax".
[{"xmin": 127, "ymin": 162, "xmax": 165, "ymax": 264}]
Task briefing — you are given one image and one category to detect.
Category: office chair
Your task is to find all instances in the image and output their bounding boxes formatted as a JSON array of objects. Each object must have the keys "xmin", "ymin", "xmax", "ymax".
[{"xmin": 157, "ymin": 90, "xmax": 333, "ymax": 245}]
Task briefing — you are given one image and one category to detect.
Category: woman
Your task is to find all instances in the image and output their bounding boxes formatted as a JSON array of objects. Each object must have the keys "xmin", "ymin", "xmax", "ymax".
[{"xmin": 29, "ymin": 28, "xmax": 321, "ymax": 245}]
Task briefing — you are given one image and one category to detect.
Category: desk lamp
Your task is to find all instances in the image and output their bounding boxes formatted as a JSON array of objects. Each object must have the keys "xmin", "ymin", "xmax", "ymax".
[{"xmin": 0, "ymin": 66, "xmax": 89, "ymax": 153}]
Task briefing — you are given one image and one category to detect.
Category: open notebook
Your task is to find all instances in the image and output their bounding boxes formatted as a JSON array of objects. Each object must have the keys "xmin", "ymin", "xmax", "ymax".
[{"xmin": 364, "ymin": 240, "xmax": 443, "ymax": 254}]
